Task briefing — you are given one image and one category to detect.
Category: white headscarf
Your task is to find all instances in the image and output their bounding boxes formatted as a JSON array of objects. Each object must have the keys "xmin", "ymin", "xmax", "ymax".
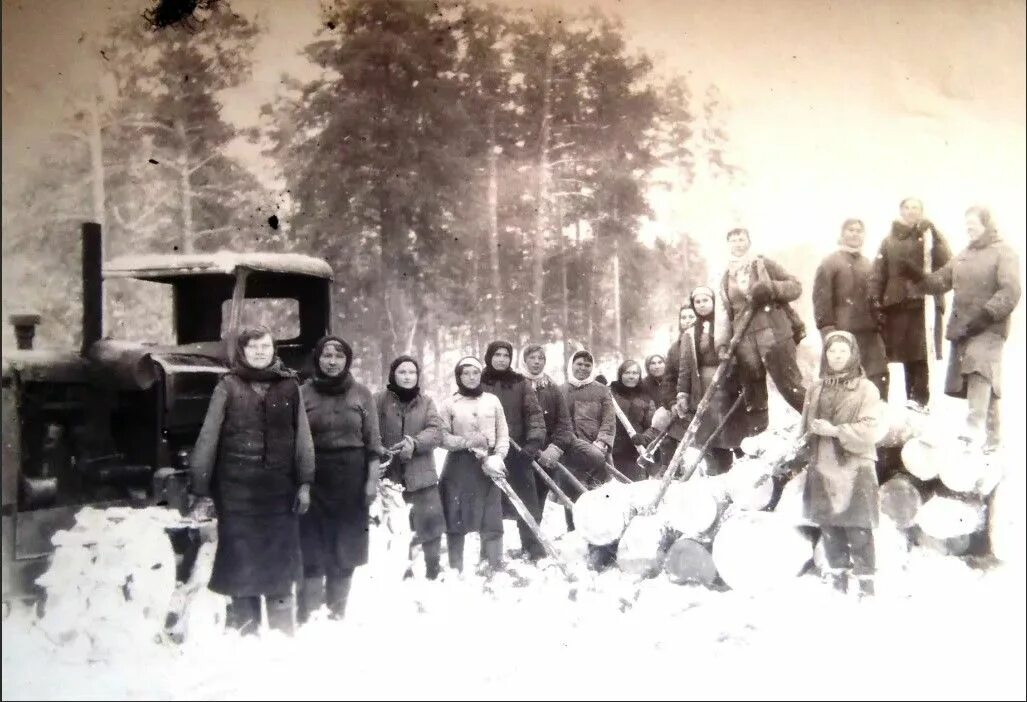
[{"xmin": 566, "ymin": 350, "xmax": 598, "ymax": 389}]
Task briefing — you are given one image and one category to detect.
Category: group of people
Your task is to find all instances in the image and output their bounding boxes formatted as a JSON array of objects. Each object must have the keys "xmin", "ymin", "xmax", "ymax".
[{"xmin": 188, "ymin": 198, "xmax": 1021, "ymax": 633}]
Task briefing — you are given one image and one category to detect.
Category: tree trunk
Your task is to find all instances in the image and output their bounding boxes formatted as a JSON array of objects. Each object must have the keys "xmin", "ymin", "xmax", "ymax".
[
  {"xmin": 558, "ymin": 199, "xmax": 570, "ymax": 368},
  {"xmin": 612, "ymin": 236, "xmax": 622, "ymax": 356},
  {"xmin": 85, "ymin": 95, "xmax": 108, "ymax": 331},
  {"xmin": 486, "ymin": 108, "xmax": 502, "ymax": 340},
  {"xmin": 665, "ymin": 538, "xmax": 718, "ymax": 587},
  {"xmin": 530, "ymin": 40, "xmax": 554, "ymax": 340},
  {"xmin": 175, "ymin": 120, "xmax": 194, "ymax": 254}
]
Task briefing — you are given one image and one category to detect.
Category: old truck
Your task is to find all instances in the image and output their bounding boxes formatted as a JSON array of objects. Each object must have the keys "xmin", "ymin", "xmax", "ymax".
[{"xmin": 1, "ymin": 222, "xmax": 333, "ymax": 608}]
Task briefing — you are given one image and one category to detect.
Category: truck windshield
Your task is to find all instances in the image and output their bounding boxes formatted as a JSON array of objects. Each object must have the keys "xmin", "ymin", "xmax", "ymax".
[{"xmin": 221, "ymin": 298, "xmax": 301, "ymax": 341}]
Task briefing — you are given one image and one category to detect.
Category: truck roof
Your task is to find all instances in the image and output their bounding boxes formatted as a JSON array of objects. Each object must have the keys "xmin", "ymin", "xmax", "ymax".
[{"xmin": 103, "ymin": 252, "xmax": 333, "ymax": 281}]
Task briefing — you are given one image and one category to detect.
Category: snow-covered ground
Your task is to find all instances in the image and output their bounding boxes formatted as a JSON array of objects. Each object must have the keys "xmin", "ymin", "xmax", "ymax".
[{"xmin": 3, "ymin": 492, "xmax": 1025, "ymax": 701}]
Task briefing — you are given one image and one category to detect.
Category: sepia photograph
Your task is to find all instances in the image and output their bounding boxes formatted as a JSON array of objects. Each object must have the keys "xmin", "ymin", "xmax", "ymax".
[{"xmin": 1, "ymin": 0, "xmax": 1025, "ymax": 698}]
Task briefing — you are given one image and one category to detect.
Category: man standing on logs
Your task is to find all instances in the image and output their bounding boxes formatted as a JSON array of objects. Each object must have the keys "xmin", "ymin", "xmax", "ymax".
[
  {"xmin": 520, "ymin": 344, "xmax": 575, "ymax": 514},
  {"xmin": 559, "ymin": 350, "xmax": 617, "ymax": 529},
  {"xmin": 715, "ymin": 227, "xmax": 807, "ymax": 416},
  {"xmin": 481, "ymin": 341, "xmax": 548, "ymax": 562},
  {"xmin": 813, "ymin": 218, "xmax": 890, "ymax": 400},
  {"xmin": 869, "ymin": 197, "xmax": 952, "ymax": 407}
]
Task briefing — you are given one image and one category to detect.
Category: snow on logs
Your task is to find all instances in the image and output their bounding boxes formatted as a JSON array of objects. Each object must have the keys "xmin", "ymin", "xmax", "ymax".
[
  {"xmin": 712, "ymin": 511, "xmax": 812, "ymax": 592},
  {"xmin": 665, "ymin": 537, "xmax": 718, "ymax": 587}
]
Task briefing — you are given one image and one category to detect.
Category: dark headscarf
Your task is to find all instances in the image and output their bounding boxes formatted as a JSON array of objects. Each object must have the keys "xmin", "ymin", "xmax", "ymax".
[
  {"xmin": 455, "ymin": 356, "xmax": 484, "ymax": 397},
  {"xmin": 644, "ymin": 354, "xmax": 666, "ymax": 378},
  {"xmin": 689, "ymin": 286, "xmax": 717, "ymax": 358},
  {"xmin": 231, "ymin": 326, "xmax": 295, "ymax": 382},
  {"xmin": 482, "ymin": 340, "xmax": 523, "ymax": 387},
  {"xmin": 310, "ymin": 335, "xmax": 354, "ymax": 395},
  {"xmin": 387, "ymin": 355, "xmax": 421, "ymax": 403},
  {"xmin": 610, "ymin": 360, "xmax": 646, "ymax": 399}
]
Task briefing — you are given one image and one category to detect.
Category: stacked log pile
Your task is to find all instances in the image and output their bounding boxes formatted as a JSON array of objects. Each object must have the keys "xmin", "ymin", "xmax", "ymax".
[{"xmin": 568, "ymin": 403, "xmax": 1013, "ymax": 591}]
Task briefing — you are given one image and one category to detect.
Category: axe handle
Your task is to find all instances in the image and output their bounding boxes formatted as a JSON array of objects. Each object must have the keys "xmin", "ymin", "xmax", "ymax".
[
  {"xmin": 604, "ymin": 455, "xmax": 632, "ymax": 484},
  {"xmin": 508, "ymin": 439, "xmax": 575, "ymax": 510},
  {"xmin": 611, "ymin": 397, "xmax": 645, "ymax": 457}
]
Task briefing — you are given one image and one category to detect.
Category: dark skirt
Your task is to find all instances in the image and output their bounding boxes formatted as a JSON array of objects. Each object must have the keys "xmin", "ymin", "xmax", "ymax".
[
  {"xmin": 439, "ymin": 450, "xmax": 503, "ymax": 537},
  {"xmin": 882, "ymin": 300, "xmax": 927, "ymax": 363},
  {"xmin": 501, "ymin": 450, "xmax": 542, "ymax": 519},
  {"xmin": 405, "ymin": 485, "xmax": 445, "ymax": 545},
  {"xmin": 209, "ymin": 509, "xmax": 302, "ymax": 597},
  {"xmin": 300, "ymin": 447, "xmax": 370, "ymax": 576}
]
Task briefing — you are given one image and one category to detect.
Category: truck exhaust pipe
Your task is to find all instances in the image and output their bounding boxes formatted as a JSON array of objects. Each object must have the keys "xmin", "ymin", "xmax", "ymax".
[{"xmin": 81, "ymin": 222, "xmax": 103, "ymax": 354}]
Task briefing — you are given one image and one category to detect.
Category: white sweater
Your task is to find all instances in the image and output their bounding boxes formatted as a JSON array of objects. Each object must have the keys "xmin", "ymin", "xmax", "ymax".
[{"xmin": 439, "ymin": 391, "xmax": 510, "ymax": 459}]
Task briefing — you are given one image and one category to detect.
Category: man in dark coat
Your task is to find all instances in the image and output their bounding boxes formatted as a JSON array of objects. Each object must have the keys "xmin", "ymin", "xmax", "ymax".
[
  {"xmin": 520, "ymin": 344, "xmax": 575, "ymax": 511},
  {"xmin": 813, "ymin": 218, "xmax": 889, "ymax": 399},
  {"xmin": 869, "ymin": 197, "xmax": 953, "ymax": 407},
  {"xmin": 481, "ymin": 340, "xmax": 548, "ymax": 561}
]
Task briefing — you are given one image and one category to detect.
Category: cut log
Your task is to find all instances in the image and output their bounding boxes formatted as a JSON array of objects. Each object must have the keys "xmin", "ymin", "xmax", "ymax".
[
  {"xmin": 915, "ymin": 529, "xmax": 973, "ymax": 557},
  {"xmin": 773, "ymin": 471, "xmax": 814, "ymax": 527},
  {"xmin": 624, "ymin": 479, "xmax": 663, "ymax": 514},
  {"xmin": 712, "ymin": 511, "xmax": 813, "ymax": 592},
  {"xmin": 660, "ymin": 479, "xmax": 721, "ymax": 539},
  {"xmin": 988, "ymin": 477, "xmax": 1023, "ymax": 563},
  {"xmin": 876, "ymin": 402, "xmax": 925, "ymax": 448},
  {"xmin": 616, "ymin": 514, "xmax": 669, "ymax": 577},
  {"xmin": 915, "ymin": 495, "xmax": 987, "ymax": 540},
  {"xmin": 879, "ymin": 473, "xmax": 924, "ymax": 529},
  {"xmin": 937, "ymin": 450, "xmax": 1004, "ymax": 497},
  {"xmin": 726, "ymin": 459, "xmax": 775, "ymax": 511},
  {"xmin": 665, "ymin": 538, "xmax": 718, "ymax": 587},
  {"xmin": 901, "ymin": 436, "xmax": 941, "ymax": 481},
  {"xmin": 572, "ymin": 483, "xmax": 631, "ymax": 546}
]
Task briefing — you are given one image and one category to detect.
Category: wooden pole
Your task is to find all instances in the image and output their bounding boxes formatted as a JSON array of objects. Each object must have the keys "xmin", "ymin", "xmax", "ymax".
[{"xmin": 508, "ymin": 439, "xmax": 575, "ymax": 510}]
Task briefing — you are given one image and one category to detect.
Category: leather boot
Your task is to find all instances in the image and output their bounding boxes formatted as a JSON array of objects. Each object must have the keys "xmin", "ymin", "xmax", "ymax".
[
  {"xmin": 265, "ymin": 593, "xmax": 296, "ymax": 636},
  {"xmin": 227, "ymin": 596, "xmax": 261, "ymax": 636},
  {"xmin": 297, "ymin": 577, "xmax": 325, "ymax": 624},
  {"xmin": 423, "ymin": 538, "xmax": 442, "ymax": 580},
  {"xmin": 326, "ymin": 574, "xmax": 353, "ymax": 620},
  {"xmin": 482, "ymin": 536, "xmax": 503, "ymax": 571},
  {"xmin": 447, "ymin": 533, "xmax": 465, "ymax": 573}
]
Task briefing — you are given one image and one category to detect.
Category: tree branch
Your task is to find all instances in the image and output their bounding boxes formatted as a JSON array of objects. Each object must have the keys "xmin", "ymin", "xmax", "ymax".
[{"xmin": 187, "ymin": 153, "xmax": 220, "ymax": 175}]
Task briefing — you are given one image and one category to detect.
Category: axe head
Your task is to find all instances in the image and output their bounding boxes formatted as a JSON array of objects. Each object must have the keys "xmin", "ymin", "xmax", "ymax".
[{"xmin": 636, "ymin": 450, "xmax": 658, "ymax": 474}]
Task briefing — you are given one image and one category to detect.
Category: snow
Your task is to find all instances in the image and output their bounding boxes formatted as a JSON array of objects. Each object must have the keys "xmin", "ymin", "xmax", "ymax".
[
  {"xmin": 3, "ymin": 447, "xmax": 1025, "ymax": 700},
  {"xmin": 103, "ymin": 252, "xmax": 333, "ymax": 280}
]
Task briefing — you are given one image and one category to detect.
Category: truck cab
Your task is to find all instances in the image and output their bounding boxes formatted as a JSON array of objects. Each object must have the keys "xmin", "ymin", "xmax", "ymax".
[{"xmin": 1, "ymin": 224, "xmax": 334, "ymax": 606}]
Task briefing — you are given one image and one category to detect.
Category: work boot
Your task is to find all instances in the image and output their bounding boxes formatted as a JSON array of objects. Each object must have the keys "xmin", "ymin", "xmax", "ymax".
[
  {"xmin": 482, "ymin": 536, "xmax": 503, "ymax": 571},
  {"xmin": 856, "ymin": 577, "xmax": 875, "ymax": 598},
  {"xmin": 827, "ymin": 572, "xmax": 848, "ymax": 595},
  {"xmin": 326, "ymin": 575, "xmax": 353, "ymax": 620},
  {"xmin": 265, "ymin": 593, "xmax": 296, "ymax": 636},
  {"xmin": 447, "ymin": 534, "xmax": 465, "ymax": 573},
  {"xmin": 297, "ymin": 577, "xmax": 325, "ymax": 624},
  {"xmin": 423, "ymin": 539, "xmax": 442, "ymax": 581},
  {"xmin": 227, "ymin": 596, "xmax": 262, "ymax": 636}
]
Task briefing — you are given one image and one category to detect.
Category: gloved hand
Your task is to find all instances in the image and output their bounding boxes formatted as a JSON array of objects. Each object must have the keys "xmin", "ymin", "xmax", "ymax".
[
  {"xmin": 538, "ymin": 443, "xmax": 563, "ymax": 468},
  {"xmin": 398, "ymin": 435, "xmax": 416, "ymax": 462},
  {"xmin": 717, "ymin": 346, "xmax": 732, "ymax": 362},
  {"xmin": 293, "ymin": 484, "xmax": 311, "ymax": 515},
  {"xmin": 961, "ymin": 310, "xmax": 993, "ymax": 338},
  {"xmin": 749, "ymin": 280, "xmax": 774, "ymax": 306},
  {"xmin": 630, "ymin": 433, "xmax": 646, "ymax": 446},
  {"xmin": 466, "ymin": 433, "xmax": 489, "ymax": 450},
  {"xmin": 592, "ymin": 440, "xmax": 609, "ymax": 455},
  {"xmin": 188, "ymin": 495, "xmax": 216, "ymax": 522},
  {"xmin": 868, "ymin": 297, "xmax": 886, "ymax": 329},
  {"xmin": 522, "ymin": 441, "xmax": 543, "ymax": 459},
  {"xmin": 674, "ymin": 393, "xmax": 690, "ymax": 417},
  {"xmin": 363, "ymin": 480, "xmax": 378, "ymax": 507},
  {"xmin": 651, "ymin": 406, "xmax": 673, "ymax": 432},
  {"xmin": 482, "ymin": 454, "xmax": 507, "ymax": 479}
]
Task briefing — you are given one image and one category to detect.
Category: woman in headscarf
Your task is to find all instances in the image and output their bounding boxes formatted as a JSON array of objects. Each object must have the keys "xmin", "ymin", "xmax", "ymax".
[
  {"xmin": 189, "ymin": 326, "xmax": 314, "ymax": 635},
  {"xmin": 376, "ymin": 355, "xmax": 445, "ymax": 580},
  {"xmin": 715, "ymin": 227, "xmax": 807, "ymax": 415},
  {"xmin": 906, "ymin": 206, "xmax": 1021, "ymax": 451},
  {"xmin": 801, "ymin": 331, "xmax": 882, "ymax": 597},
  {"xmin": 610, "ymin": 360, "xmax": 660, "ymax": 481},
  {"xmin": 560, "ymin": 350, "xmax": 617, "ymax": 504},
  {"xmin": 651, "ymin": 304, "xmax": 704, "ymax": 466},
  {"xmin": 438, "ymin": 357, "xmax": 510, "ymax": 575},
  {"xmin": 481, "ymin": 340, "xmax": 548, "ymax": 562},
  {"xmin": 297, "ymin": 335, "xmax": 386, "ymax": 622},
  {"xmin": 675, "ymin": 286, "xmax": 759, "ymax": 476},
  {"xmin": 640, "ymin": 354, "xmax": 668, "ymax": 408},
  {"xmin": 868, "ymin": 197, "xmax": 953, "ymax": 407}
]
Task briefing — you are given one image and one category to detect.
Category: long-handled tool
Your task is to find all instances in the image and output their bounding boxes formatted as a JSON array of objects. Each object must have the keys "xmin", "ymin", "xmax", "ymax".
[
  {"xmin": 603, "ymin": 454, "xmax": 632, "ymax": 484},
  {"xmin": 606, "ymin": 400, "xmax": 642, "ymax": 483},
  {"xmin": 508, "ymin": 438, "xmax": 575, "ymax": 510},
  {"xmin": 470, "ymin": 448, "xmax": 572, "ymax": 580},
  {"xmin": 646, "ymin": 306, "xmax": 756, "ymax": 513},
  {"xmin": 693, "ymin": 394, "xmax": 744, "ymax": 477}
]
